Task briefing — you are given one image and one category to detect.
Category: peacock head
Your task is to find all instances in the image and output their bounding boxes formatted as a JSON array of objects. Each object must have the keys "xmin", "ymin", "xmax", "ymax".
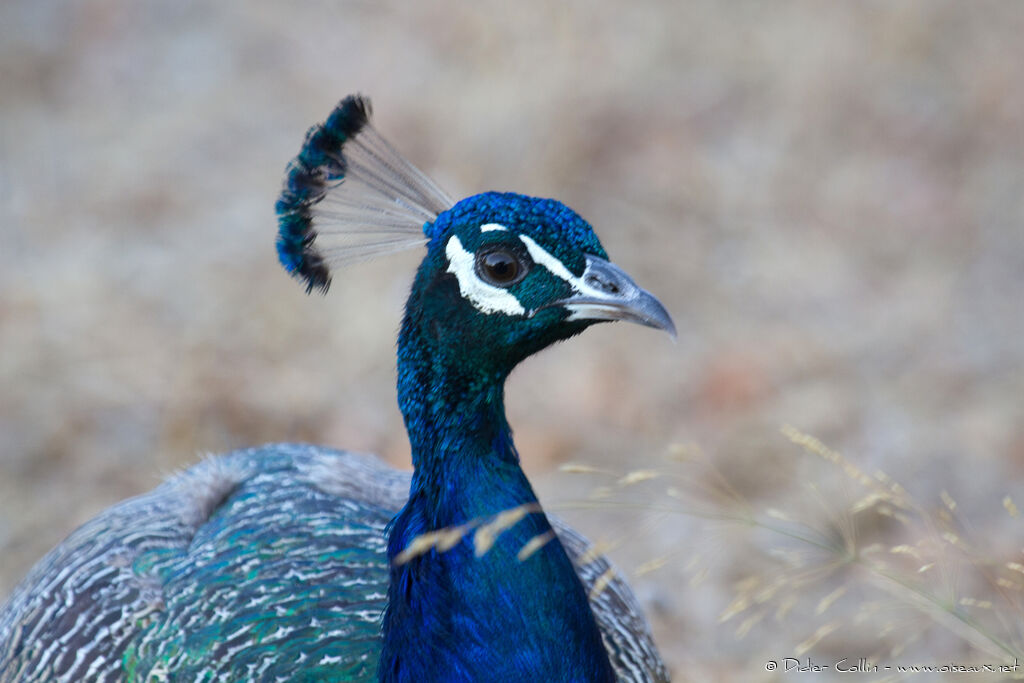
[
  {"xmin": 277, "ymin": 95, "xmax": 673, "ymax": 377},
  {"xmin": 407, "ymin": 191, "xmax": 673, "ymax": 372}
]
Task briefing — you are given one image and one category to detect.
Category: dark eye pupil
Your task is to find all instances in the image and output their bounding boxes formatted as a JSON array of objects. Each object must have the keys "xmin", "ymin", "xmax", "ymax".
[{"xmin": 479, "ymin": 250, "xmax": 521, "ymax": 285}]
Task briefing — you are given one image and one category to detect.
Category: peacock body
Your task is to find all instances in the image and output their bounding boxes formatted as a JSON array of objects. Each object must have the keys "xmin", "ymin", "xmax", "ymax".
[{"xmin": 0, "ymin": 95, "xmax": 673, "ymax": 682}]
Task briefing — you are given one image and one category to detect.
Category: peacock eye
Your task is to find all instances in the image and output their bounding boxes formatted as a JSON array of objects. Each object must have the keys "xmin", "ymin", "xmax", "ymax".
[{"xmin": 475, "ymin": 247, "xmax": 527, "ymax": 287}]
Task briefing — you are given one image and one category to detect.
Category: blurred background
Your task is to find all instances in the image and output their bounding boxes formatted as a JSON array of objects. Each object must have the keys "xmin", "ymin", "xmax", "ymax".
[{"xmin": 2, "ymin": 1, "xmax": 1023, "ymax": 680}]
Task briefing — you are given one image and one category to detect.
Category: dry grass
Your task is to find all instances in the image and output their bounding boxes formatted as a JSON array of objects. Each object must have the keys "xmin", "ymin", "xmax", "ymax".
[
  {"xmin": 552, "ymin": 428, "xmax": 1024, "ymax": 679},
  {"xmin": 392, "ymin": 502, "xmax": 545, "ymax": 565}
]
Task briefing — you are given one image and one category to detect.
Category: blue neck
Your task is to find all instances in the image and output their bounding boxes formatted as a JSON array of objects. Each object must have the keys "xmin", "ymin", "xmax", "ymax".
[{"xmin": 378, "ymin": 275, "xmax": 613, "ymax": 682}]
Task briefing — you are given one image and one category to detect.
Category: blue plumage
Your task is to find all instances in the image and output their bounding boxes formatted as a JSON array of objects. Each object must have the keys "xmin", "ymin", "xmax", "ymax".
[{"xmin": 0, "ymin": 95, "xmax": 673, "ymax": 682}]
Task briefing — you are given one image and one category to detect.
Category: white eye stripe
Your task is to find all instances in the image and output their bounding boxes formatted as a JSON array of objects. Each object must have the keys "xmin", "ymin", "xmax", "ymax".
[
  {"xmin": 518, "ymin": 235, "xmax": 610, "ymax": 300},
  {"xmin": 519, "ymin": 235, "xmax": 576, "ymax": 285},
  {"xmin": 445, "ymin": 235, "xmax": 525, "ymax": 316},
  {"xmin": 445, "ymin": 232, "xmax": 611, "ymax": 318}
]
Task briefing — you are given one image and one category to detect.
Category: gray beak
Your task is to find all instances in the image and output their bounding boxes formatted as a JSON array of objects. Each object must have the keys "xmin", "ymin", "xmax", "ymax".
[{"xmin": 558, "ymin": 255, "xmax": 676, "ymax": 338}]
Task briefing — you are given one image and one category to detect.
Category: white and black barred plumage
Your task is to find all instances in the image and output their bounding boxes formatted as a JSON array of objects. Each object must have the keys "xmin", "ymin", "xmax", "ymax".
[{"xmin": 0, "ymin": 445, "xmax": 668, "ymax": 682}]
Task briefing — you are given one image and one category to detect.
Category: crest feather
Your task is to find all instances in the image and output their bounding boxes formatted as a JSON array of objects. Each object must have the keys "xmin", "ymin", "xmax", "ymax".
[{"xmin": 276, "ymin": 95, "xmax": 454, "ymax": 293}]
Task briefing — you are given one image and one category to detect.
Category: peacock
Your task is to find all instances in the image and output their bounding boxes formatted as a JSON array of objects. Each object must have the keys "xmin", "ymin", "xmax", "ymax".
[{"xmin": 0, "ymin": 95, "xmax": 674, "ymax": 682}]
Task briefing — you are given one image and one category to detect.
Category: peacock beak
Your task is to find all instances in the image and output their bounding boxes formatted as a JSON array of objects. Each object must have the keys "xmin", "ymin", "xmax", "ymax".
[{"xmin": 557, "ymin": 255, "xmax": 676, "ymax": 338}]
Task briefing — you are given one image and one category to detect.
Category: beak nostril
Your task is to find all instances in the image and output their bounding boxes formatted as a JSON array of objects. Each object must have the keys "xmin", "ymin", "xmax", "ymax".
[
  {"xmin": 565, "ymin": 255, "xmax": 675, "ymax": 336},
  {"xmin": 585, "ymin": 273, "xmax": 620, "ymax": 295}
]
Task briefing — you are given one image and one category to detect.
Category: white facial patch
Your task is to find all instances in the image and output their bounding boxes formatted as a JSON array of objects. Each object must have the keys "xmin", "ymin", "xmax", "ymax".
[
  {"xmin": 480, "ymin": 223, "xmax": 508, "ymax": 232},
  {"xmin": 445, "ymin": 235, "xmax": 526, "ymax": 316}
]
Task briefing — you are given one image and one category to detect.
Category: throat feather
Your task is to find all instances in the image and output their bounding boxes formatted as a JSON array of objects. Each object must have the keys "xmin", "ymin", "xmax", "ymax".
[{"xmin": 380, "ymin": 299, "xmax": 614, "ymax": 681}]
